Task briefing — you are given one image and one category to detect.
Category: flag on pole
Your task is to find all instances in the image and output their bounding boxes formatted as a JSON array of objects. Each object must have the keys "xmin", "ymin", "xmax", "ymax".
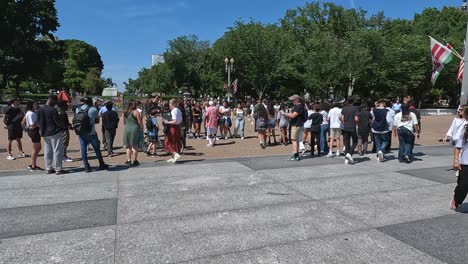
[
  {"xmin": 232, "ymin": 79, "xmax": 238, "ymax": 94},
  {"xmin": 223, "ymin": 82, "xmax": 228, "ymax": 89},
  {"xmin": 458, "ymin": 41, "xmax": 465, "ymax": 84},
  {"xmin": 430, "ymin": 36, "xmax": 454, "ymax": 85}
]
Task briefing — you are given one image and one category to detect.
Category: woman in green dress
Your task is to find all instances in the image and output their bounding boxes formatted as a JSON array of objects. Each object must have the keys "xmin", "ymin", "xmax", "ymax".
[{"xmin": 123, "ymin": 100, "xmax": 143, "ymax": 166}]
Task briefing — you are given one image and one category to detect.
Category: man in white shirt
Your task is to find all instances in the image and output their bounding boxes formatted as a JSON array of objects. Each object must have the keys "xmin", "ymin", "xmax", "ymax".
[{"xmin": 327, "ymin": 103, "xmax": 343, "ymax": 158}]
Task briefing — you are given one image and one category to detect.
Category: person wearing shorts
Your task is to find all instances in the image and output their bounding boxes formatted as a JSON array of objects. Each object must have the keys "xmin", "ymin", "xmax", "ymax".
[
  {"xmin": 327, "ymin": 102, "xmax": 343, "ymax": 158},
  {"xmin": 280, "ymin": 94, "xmax": 305, "ymax": 161},
  {"xmin": 205, "ymin": 101, "xmax": 219, "ymax": 147},
  {"xmin": 4, "ymin": 98, "xmax": 27, "ymax": 160},
  {"xmin": 25, "ymin": 101, "xmax": 42, "ymax": 171}
]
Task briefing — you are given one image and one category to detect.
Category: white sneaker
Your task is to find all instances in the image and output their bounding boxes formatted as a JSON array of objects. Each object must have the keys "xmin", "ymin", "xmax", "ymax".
[
  {"xmin": 327, "ymin": 152, "xmax": 333, "ymax": 158},
  {"xmin": 345, "ymin": 159, "xmax": 349, "ymax": 164},
  {"xmin": 18, "ymin": 153, "xmax": 28, "ymax": 158},
  {"xmin": 225, "ymin": 136, "xmax": 228, "ymax": 140},
  {"xmin": 336, "ymin": 151, "xmax": 341, "ymax": 157},
  {"xmin": 7, "ymin": 155, "xmax": 16, "ymax": 160},
  {"xmin": 377, "ymin": 151, "xmax": 384, "ymax": 162},
  {"xmin": 241, "ymin": 137, "xmax": 244, "ymax": 140},
  {"xmin": 166, "ymin": 158, "xmax": 175, "ymax": 163},
  {"xmin": 63, "ymin": 156, "xmax": 73, "ymax": 162},
  {"xmin": 173, "ymin": 153, "xmax": 181, "ymax": 163},
  {"xmin": 345, "ymin": 153, "xmax": 354, "ymax": 164}
]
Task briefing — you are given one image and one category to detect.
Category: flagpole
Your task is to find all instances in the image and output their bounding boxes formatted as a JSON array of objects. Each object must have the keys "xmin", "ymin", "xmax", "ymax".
[{"xmin": 461, "ymin": 19, "xmax": 468, "ymax": 106}]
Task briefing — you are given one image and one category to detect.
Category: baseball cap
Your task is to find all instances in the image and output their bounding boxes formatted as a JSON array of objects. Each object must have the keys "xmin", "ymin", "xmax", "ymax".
[
  {"xmin": 209, "ymin": 100, "xmax": 214, "ymax": 106},
  {"xmin": 288, "ymin": 94, "xmax": 301, "ymax": 101}
]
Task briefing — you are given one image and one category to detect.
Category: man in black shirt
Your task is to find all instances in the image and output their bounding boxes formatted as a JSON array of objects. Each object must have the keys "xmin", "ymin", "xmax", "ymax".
[
  {"xmin": 37, "ymin": 95, "xmax": 67, "ymax": 175},
  {"xmin": 356, "ymin": 104, "xmax": 373, "ymax": 155},
  {"xmin": 309, "ymin": 103, "xmax": 323, "ymax": 156},
  {"xmin": 281, "ymin": 94, "xmax": 305, "ymax": 161},
  {"xmin": 340, "ymin": 98, "xmax": 359, "ymax": 164},
  {"xmin": 102, "ymin": 101, "xmax": 120, "ymax": 157},
  {"xmin": 3, "ymin": 98, "xmax": 28, "ymax": 160}
]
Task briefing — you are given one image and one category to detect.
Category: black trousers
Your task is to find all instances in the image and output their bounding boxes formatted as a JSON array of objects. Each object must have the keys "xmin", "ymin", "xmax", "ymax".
[
  {"xmin": 310, "ymin": 130, "xmax": 321, "ymax": 155},
  {"xmin": 455, "ymin": 165, "xmax": 468, "ymax": 206},
  {"xmin": 104, "ymin": 129, "xmax": 116, "ymax": 155},
  {"xmin": 342, "ymin": 130, "xmax": 358, "ymax": 156}
]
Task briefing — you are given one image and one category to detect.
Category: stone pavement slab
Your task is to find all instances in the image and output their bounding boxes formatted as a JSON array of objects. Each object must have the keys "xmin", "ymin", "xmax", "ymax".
[
  {"xmin": 238, "ymin": 155, "xmax": 343, "ymax": 170},
  {"xmin": 115, "ymin": 201, "xmax": 367, "ymax": 264},
  {"xmin": 281, "ymin": 172, "xmax": 438, "ymax": 200},
  {"xmin": 398, "ymin": 166, "xmax": 458, "ymax": 184},
  {"xmin": 0, "ymin": 198, "xmax": 117, "ymax": 239},
  {"xmin": 0, "ymin": 226, "xmax": 115, "ymax": 264},
  {"xmin": 118, "ymin": 183, "xmax": 310, "ymax": 224},
  {"xmin": 185, "ymin": 229, "xmax": 444, "ymax": 264},
  {"xmin": 325, "ymin": 184, "xmax": 456, "ymax": 227},
  {"xmin": 0, "ymin": 181, "xmax": 117, "ymax": 209},
  {"xmin": 379, "ymin": 213, "xmax": 468, "ymax": 264}
]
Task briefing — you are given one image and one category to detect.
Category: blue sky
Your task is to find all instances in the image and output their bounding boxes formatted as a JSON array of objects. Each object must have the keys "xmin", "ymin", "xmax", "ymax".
[{"xmin": 55, "ymin": 0, "xmax": 457, "ymax": 91}]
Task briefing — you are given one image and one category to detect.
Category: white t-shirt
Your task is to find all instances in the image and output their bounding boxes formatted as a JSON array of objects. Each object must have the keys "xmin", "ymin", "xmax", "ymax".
[
  {"xmin": 328, "ymin": 107, "xmax": 342, "ymax": 129},
  {"xmin": 219, "ymin": 106, "xmax": 231, "ymax": 116},
  {"xmin": 25, "ymin": 110, "xmax": 37, "ymax": 128},
  {"xmin": 171, "ymin": 107, "xmax": 183, "ymax": 125},
  {"xmin": 393, "ymin": 112, "xmax": 418, "ymax": 132},
  {"xmin": 304, "ymin": 110, "xmax": 314, "ymax": 129},
  {"xmin": 320, "ymin": 110, "xmax": 329, "ymax": 125}
]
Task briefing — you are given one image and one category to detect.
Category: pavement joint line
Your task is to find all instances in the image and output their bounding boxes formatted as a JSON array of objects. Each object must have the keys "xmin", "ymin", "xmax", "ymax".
[
  {"xmin": 0, "ymin": 198, "xmax": 117, "ymax": 212},
  {"xmin": 117, "ymin": 199, "xmax": 316, "ymax": 226},
  {"xmin": 0, "ymin": 224, "xmax": 117, "ymax": 241},
  {"xmin": 0, "ymin": 177, "xmax": 117, "ymax": 191},
  {"xmin": 113, "ymin": 170, "xmax": 121, "ymax": 264},
  {"xmin": 170, "ymin": 226, "xmax": 411, "ymax": 264}
]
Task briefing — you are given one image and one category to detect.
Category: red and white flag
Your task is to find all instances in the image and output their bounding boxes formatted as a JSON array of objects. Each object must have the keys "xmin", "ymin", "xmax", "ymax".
[
  {"xmin": 458, "ymin": 41, "xmax": 465, "ymax": 84},
  {"xmin": 232, "ymin": 79, "xmax": 238, "ymax": 94},
  {"xmin": 431, "ymin": 36, "xmax": 454, "ymax": 85},
  {"xmin": 223, "ymin": 82, "xmax": 228, "ymax": 89}
]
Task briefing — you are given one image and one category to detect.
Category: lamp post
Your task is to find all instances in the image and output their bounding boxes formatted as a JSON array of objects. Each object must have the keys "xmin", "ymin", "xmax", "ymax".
[{"xmin": 225, "ymin": 57, "xmax": 234, "ymax": 102}]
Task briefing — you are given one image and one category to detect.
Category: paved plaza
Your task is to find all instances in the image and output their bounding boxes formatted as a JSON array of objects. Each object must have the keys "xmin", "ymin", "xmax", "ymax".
[{"xmin": 0, "ymin": 145, "xmax": 467, "ymax": 263}]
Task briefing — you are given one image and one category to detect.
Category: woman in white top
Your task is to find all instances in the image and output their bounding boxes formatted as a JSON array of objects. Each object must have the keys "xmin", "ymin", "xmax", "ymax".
[
  {"xmin": 444, "ymin": 106, "xmax": 466, "ymax": 146},
  {"xmin": 233, "ymin": 102, "xmax": 245, "ymax": 139},
  {"xmin": 320, "ymin": 105, "xmax": 330, "ymax": 154},
  {"xmin": 25, "ymin": 101, "xmax": 42, "ymax": 171},
  {"xmin": 392, "ymin": 105, "xmax": 419, "ymax": 163},
  {"xmin": 219, "ymin": 101, "xmax": 232, "ymax": 139},
  {"xmin": 302, "ymin": 102, "xmax": 314, "ymax": 153}
]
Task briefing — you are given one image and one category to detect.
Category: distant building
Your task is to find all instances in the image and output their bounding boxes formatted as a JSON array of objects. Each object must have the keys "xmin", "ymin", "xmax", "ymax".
[{"xmin": 151, "ymin": 54, "xmax": 165, "ymax": 67}]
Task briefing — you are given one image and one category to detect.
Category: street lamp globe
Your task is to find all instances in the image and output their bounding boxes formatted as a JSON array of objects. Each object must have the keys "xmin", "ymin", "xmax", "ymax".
[
  {"xmin": 224, "ymin": 58, "xmax": 229, "ymax": 64},
  {"xmin": 230, "ymin": 58, "xmax": 234, "ymax": 64}
]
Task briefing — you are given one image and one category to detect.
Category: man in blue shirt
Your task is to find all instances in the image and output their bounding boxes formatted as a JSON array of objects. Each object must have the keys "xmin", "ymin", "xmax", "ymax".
[{"xmin": 76, "ymin": 97, "xmax": 108, "ymax": 173}]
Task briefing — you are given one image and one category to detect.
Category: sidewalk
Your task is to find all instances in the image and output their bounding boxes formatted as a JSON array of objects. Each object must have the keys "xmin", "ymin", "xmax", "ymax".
[{"xmin": 0, "ymin": 145, "xmax": 466, "ymax": 264}]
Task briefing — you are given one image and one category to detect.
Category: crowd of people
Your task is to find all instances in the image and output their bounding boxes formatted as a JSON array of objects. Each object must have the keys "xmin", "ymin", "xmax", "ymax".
[{"xmin": 3, "ymin": 92, "xmax": 468, "ymax": 211}]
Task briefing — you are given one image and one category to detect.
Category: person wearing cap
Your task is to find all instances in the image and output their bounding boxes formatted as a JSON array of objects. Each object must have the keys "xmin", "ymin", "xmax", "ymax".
[
  {"xmin": 280, "ymin": 94, "xmax": 305, "ymax": 161},
  {"xmin": 205, "ymin": 100, "xmax": 219, "ymax": 147},
  {"xmin": 76, "ymin": 97, "xmax": 109, "ymax": 172}
]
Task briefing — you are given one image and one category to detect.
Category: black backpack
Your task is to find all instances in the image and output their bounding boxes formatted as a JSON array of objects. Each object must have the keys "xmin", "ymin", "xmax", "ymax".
[
  {"xmin": 72, "ymin": 107, "xmax": 91, "ymax": 136},
  {"xmin": 146, "ymin": 117, "xmax": 154, "ymax": 131}
]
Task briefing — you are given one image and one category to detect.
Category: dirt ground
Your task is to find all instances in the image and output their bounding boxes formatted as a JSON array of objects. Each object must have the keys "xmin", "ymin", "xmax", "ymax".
[{"xmin": 0, "ymin": 114, "xmax": 454, "ymax": 171}]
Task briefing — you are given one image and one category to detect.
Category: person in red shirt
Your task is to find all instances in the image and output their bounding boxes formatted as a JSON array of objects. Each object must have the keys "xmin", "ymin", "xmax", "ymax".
[{"xmin": 205, "ymin": 101, "xmax": 219, "ymax": 147}]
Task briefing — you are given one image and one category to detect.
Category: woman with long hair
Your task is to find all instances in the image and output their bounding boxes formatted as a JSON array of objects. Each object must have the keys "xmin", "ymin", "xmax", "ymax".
[
  {"xmin": 123, "ymin": 100, "xmax": 144, "ymax": 166},
  {"xmin": 302, "ymin": 101, "xmax": 313, "ymax": 153},
  {"xmin": 192, "ymin": 102, "xmax": 203, "ymax": 139},
  {"xmin": 256, "ymin": 103, "xmax": 269, "ymax": 149},
  {"xmin": 219, "ymin": 101, "xmax": 232, "ymax": 139},
  {"xmin": 25, "ymin": 101, "xmax": 42, "ymax": 171},
  {"xmin": 267, "ymin": 103, "xmax": 277, "ymax": 145},
  {"xmin": 233, "ymin": 102, "xmax": 245, "ymax": 139},
  {"xmin": 451, "ymin": 105, "xmax": 468, "ymax": 210},
  {"xmin": 392, "ymin": 104, "xmax": 419, "ymax": 163},
  {"xmin": 279, "ymin": 103, "xmax": 289, "ymax": 146},
  {"xmin": 444, "ymin": 105, "xmax": 466, "ymax": 146}
]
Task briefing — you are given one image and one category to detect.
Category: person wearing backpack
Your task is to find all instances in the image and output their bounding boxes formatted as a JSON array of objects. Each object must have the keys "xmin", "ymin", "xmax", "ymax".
[
  {"xmin": 371, "ymin": 99, "xmax": 393, "ymax": 162},
  {"xmin": 279, "ymin": 94, "xmax": 305, "ymax": 161},
  {"xmin": 102, "ymin": 101, "xmax": 119, "ymax": 157},
  {"xmin": 3, "ymin": 98, "xmax": 28, "ymax": 160},
  {"xmin": 146, "ymin": 108, "xmax": 159, "ymax": 156},
  {"xmin": 74, "ymin": 97, "xmax": 109, "ymax": 173},
  {"xmin": 37, "ymin": 95, "xmax": 67, "ymax": 175}
]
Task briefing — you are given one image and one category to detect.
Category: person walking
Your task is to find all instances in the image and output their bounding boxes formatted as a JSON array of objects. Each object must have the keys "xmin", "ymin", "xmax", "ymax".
[
  {"xmin": 280, "ymin": 94, "xmax": 305, "ymax": 161},
  {"xmin": 74, "ymin": 97, "xmax": 109, "ymax": 173},
  {"xmin": 3, "ymin": 98, "xmax": 28, "ymax": 160},
  {"xmin": 393, "ymin": 105, "xmax": 419, "ymax": 163},
  {"xmin": 320, "ymin": 104, "xmax": 330, "ymax": 154},
  {"xmin": 145, "ymin": 108, "xmax": 159, "ymax": 156},
  {"xmin": 327, "ymin": 103, "xmax": 342, "ymax": 158},
  {"xmin": 444, "ymin": 106, "xmax": 466, "ymax": 146},
  {"xmin": 57, "ymin": 100, "xmax": 73, "ymax": 163},
  {"xmin": 256, "ymin": 103, "xmax": 269, "ymax": 149},
  {"xmin": 356, "ymin": 104, "xmax": 373, "ymax": 155},
  {"xmin": 233, "ymin": 102, "xmax": 245, "ymax": 139},
  {"xmin": 372, "ymin": 99, "xmax": 393, "ymax": 162},
  {"xmin": 309, "ymin": 103, "xmax": 323, "ymax": 156},
  {"xmin": 102, "ymin": 101, "xmax": 119, "ymax": 157},
  {"xmin": 451, "ymin": 106, "xmax": 468, "ymax": 210},
  {"xmin": 25, "ymin": 101, "xmax": 42, "ymax": 171},
  {"xmin": 123, "ymin": 100, "xmax": 143, "ymax": 166},
  {"xmin": 205, "ymin": 101, "xmax": 219, "ymax": 147},
  {"xmin": 163, "ymin": 99, "xmax": 183, "ymax": 163},
  {"xmin": 340, "ymin": 99, "xmax": 359, "ymax": 164},
  {"xmin": 37, "ymin": 95, "xmax": 67, "ymax": 175}
]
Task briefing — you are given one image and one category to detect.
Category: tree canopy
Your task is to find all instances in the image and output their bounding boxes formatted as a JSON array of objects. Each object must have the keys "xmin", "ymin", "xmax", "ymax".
[{"xmin": 127, "ymin": 2, "xmax": 468, "ymax": 105}]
